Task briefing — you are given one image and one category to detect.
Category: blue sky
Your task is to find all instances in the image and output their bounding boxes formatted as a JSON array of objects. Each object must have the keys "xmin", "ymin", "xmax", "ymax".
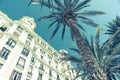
[{"xmin": 0, "ymin": 0, "xmax": 120, "ymax": 52}]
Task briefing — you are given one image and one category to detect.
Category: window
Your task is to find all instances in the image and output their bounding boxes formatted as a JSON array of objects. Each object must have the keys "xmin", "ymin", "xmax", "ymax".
[
  {"xmin": 68, "ymin": 72, "xmax": 71, "ymax": 76},
  {"xmin": 33, "ymin": 46, "xmax": 37, "ymax": 51},
  {"xmin": 13, "ymin": 31, "xmax": 20, "ymax": 37},
  {"xmin": 6, "ymin": 39, "xmax": 16, "ymax": 48},
  {"xmin": 37, "ymin": 73, "xmax": 42, "ymax": 80},
  {"xmin": 0, "ymin": 26, "xmax": 7, "ymax": 32},
  {"xmin": 55, "ymin": 61, "xmax": 58, "ymax": 65},
  {"xmin": 40, "ymin": 49, "xmax": 45, "ymax": 55},
  {"xmin": 48, "ymin": 55, "xmax": 52, "ymax": 64},
  {"xmin": 27, "ymin": 34, "xmax": 33, "ymax": 41},
  {"xmin": 16, "ymin": 26, "xmax": 23, "ymax": 33},
  {"xmin": 49, "ymin": 70, "xmax": 52, "ymax": 77},
  {"xmin": 48, "ymin": 55, "xmax": 52, "ymax": 60},
  {"xmin": 9, "ymin": 23, "xmax": 13, "ymax": 26},
  {"xmin": 22, "ymin": 48, "xmax": 29, "ymax": 56},
  {"xmin": 25, "ymin": 40, "xmax": 30, "ymax": 46},
  {"xmin": 41, "ymin": 55, "xmax": 43, "ymax": 59},
  {"xmin": 0, "ymin": 63, "xmax": 3, "ymax": 69},
  {"xmin": 65, "ymin": 78, "xmax": 69, "ymax": 80},
  {"xmin": 0, "ymin": 47, "xmax": 10, "ymax": 59},
  {"xmin": 40, "ymin": 42, "xmax": 46, "ymax": 48},
  {"xmin": 48, "ymin": 47, "xmax": 52, "ymax": 53},
  {"xmin": 16, "ymin": 57, "xmax": 26, "ymax": 69},
  {"xmin": 54, "ymin": 53, "xmax": 58, "ymax": 58},
  {"xmin": 9, "ymin": 70, "xmax": 22, "ymax": 80},
  {"xmin": 57, "ymin": 75, "xmax": 60, "ymax": 80},
  {"xmin": 28, "ymin": 65, "xmax": 33, "ymax": 75},
  {"xmin": 39, "ymin": 64, "xmax": 44, "ymax": 71},
  {"xmin": 31, "ymin": 56, "xmax": 35, "ymax": 63}
]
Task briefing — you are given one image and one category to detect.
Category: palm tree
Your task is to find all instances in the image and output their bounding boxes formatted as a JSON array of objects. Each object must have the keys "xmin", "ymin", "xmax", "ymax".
[
  {"xmin": 100, "ymin": 16, "xmax": 120, "ymax": 80},
  {"xmin": 61, "ymin": 26, "xmax": 120, "ymax": 80},
  {"xmin": 28, "ymin": 0, "xmax": 107, "ymax": 80}
]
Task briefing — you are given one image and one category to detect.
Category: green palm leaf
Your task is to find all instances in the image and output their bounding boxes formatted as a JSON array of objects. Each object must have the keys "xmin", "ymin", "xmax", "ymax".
[
  {"xmin": 74, "ymin": 0, "xmax": 91, "ymax": 11},
  {"xmin": 80, "ymin": 11, "xmax": 105, "ymax": 16},
  {"xmin": 49, "ymin": 22, "xmax": 61, "ymax": 40}
]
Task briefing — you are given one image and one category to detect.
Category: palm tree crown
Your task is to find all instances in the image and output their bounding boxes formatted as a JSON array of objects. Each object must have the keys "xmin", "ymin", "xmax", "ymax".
[
  {"xmin": 29, "ymin": 0, "xmax": 105, "ymax": 40},
  {"xmin": 106, "ymin": 16, "xmax": 120, "ymax": 35}
]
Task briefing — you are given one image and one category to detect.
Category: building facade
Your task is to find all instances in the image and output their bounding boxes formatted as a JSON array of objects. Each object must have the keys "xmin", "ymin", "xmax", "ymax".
[{"xmin": 0, "ymin": 11, "xmax": 77, "ymax": 80}]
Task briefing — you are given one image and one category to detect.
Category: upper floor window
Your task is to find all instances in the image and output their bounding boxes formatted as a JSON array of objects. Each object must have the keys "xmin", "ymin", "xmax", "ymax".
[
  {"xmin": 6, "ymin": 39, "xmax": 16, "ymax": 48},
  {"xmin": 13, "ymin": 31, "xmax": 20, "ymax": 38},
  {"xmin": 54, "ymin": 52, "xmax": 58, "ymax": 58},
  {"xmin": 9, "ymin": 70, "xmax": 22, "ymax": 80},
  {"xmin": 16, "ymin": 26, "xmax": 23, "ymax": 33},
  {"xmin": 57, "ymin": 75, "xmax": 60, "ymax": 80},
  {"xmin": 33, "ymin": 46, "xmax": 37, "ymax": 51},
  {"xmin": 25, "ymin": 40, "xmax": 31, "ymax": 46},
  {"xmin": 49, "ymin": 70, "xmax": 52, "ymax": 77},
  {"xmin": 48, "ymin": 55, "xmax": 52, "ymax": 60},
  {"xmin": 31, "ymin": 56, "xmax": 35, "ymax": 63},
  {"xmin": 27, "ymin": 34, "xmax": 33, "ymax": 41},
  {"xmin": 16, "ymin": 57, "xmax": 26, "ymax": 69},
  {"xmin": 55, "ymin": 61, "xmax": 58, "ymax": 65},
  {"xmin": 40, "ymin": 49, "xmax": 45, "ymax": 55},
  {"xmin": 0, "ymin": 26, "xmax": 7, "ymax": 32},
  {"xmin": 48, "ymin": 47, "xmax": 52, "ymax": 53},
  {"xmin": 22, "ymin": 48, "xmax": 29, "ymax": 56},
  {"xmin": 37, "ymin": 73, "xmax": 42, "ymax": 80},
  {"xmin": 0, "ymin": 47, "xmax": 10, "ymax": 59},
  {"xmin": 40, "ymin": 42, "xmax": 46, "ymax": 48},
  {"xmin": 39, "ymin": 64, "xmax": 44, "ymax": 71},
  {"xmin": 41, "ymin": 55, "xmax": 43, "ymax": 59},
  {"xmin": 65, "ymin": 78, "xmax": 69, "ymax": 80},
  {"xmin": 9, "ymin": 23, "xmax": 13, "ymax": 26},
  {"xmin": 28, "ymin": 65, "xmax": 33, "ymax": 75},
  {"xmin": 0, "ymin": 63, "xmax": 3, "ymax": 69}
]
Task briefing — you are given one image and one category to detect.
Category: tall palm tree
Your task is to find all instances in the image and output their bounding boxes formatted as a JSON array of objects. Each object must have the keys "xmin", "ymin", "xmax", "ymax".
[
  {"xmin": 28, "ymin": 0, "xmax": 107, "ymax": 80},
  {"xmin": 100, "ymin": 16, "xmax": 120, "ymax": 80},
  {"xmin": 62, "ymin": 26, "xmax": 120, "ymax": 80}
]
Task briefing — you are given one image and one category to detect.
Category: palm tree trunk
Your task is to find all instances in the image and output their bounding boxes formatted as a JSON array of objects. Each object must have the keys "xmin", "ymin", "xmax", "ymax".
[{"xmin": 66, "ymin": 19, "xmax": 108, "ymax": 80}]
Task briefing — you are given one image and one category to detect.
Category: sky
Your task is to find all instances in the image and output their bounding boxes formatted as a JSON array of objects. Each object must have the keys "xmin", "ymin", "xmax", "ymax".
[{"xmin": 0, "ymin": 0, "xmax": 120, "ymax": 52}]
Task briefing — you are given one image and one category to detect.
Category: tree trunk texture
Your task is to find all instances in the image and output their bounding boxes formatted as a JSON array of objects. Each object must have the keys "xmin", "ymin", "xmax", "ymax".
[{"xmin": 67, "ymin": 19, "xmax": 108, "ymax": 80}]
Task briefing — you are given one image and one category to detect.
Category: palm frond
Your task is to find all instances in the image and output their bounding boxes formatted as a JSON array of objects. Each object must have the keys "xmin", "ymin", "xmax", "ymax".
[
  {"xmin": 64, "ymin": 0, "xmax": 72, "ymax": 8},
  {"xmin": 81, "ymin": 19, "xmax": 98, "ymax": 27},
  {"xmin": 38, "ymin": 14, "xmax": 55, "ymax": 21},
  {"xmin": 54, "ymin": 0, "xmax": 63, "ymax": 7},
  {"xmin": 106, "ymin": 16, "xmax": 120, "ymax": 35},
  {"xmin": 47, "ymin": 20, "xmax": 58, "ymax": 29},
  {"xmin": 68, "ymin": 48, "xmax": 79, "ymax": 54},
  {"xmin": 70, "ymin": 0, "xmax": 79, "ymax": 9},
  {"xmin": 78, "ymin": 16, "xmax": 98, "ymax": 27},
  {"xmin": 49, "ymin": 22, "xmax": 61, "ymax": 40},
  {"xmin": 80, "ymin": 11, "xmax": 105, "ymax": 16},
  {"xmin": 76, "ymin": 23, "xmax": 86, "ymax": 32},
  {"xmin": 27, "ymin": 0, "xmax": 33, "ymax": 7},
  {"xmin": 94, "ymin": 27, "xmax": 101, "ymax": 62},
  {"xmin": 30, "ymin": 0, "xmax": 59, "ymax": 10},
  {"xmin": 62, "ymin": 24, "xmax": 66, "ymax": 40},
  {"xmin": 74, "ymin": 0, "xmax": 91, "ymax": 12},
  {"xmin": 90, "ymin": 36, "xmax": 95, "ymax": 55},
  {"xmin": 61, "ymin": 55, "xmax": 82, "ymax": 63},
  {"xmin": 74, "ymin": 73, "xmax": 87, "ymax": 80}
]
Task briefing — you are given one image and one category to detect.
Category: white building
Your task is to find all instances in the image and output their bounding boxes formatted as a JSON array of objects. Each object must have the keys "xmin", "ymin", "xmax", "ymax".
[{"xmin": 0, "ymin": 11, "xmax": 77, "ymax": 80}]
